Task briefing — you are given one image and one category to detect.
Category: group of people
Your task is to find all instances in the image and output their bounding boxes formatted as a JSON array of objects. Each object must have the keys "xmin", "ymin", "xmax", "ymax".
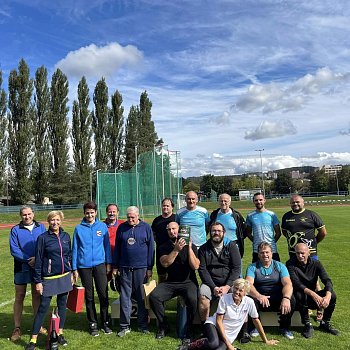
[{"xmin": 8, "ymin": 192, "xmax": 339, "ymax": 350}]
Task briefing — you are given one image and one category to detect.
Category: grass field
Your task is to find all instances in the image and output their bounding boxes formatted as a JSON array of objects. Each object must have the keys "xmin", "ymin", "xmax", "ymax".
[{"xmin": 0, "ymin": 203, "xmax": 349, "ymax": 349}]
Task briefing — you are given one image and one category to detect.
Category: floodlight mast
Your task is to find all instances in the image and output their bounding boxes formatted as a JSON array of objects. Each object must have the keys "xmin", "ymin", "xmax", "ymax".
[{"xmin": 255, "ymin": 149, "xmax": 265, "ymax": 196}]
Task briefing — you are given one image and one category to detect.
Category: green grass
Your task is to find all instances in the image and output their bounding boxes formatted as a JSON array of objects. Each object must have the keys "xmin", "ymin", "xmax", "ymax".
[{"xmin": 0, "ymin": 205, "xmax": 349, "ymax": 349}]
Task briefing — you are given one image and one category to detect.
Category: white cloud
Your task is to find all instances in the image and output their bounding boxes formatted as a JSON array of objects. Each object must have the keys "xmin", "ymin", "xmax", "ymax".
[
  {"xmin": 182, "ymin": 152, "xmax": 350, "ymax": 177},
  {"xmin": 235, "ymin": 67, "xmax": 350, "ymax": 114},
  {"xmin": 244, "ymin": 120, "xmax": 297, "ymax": 140},
  {"xmin": 213, "ymin": 111, "xmax": 231, "ymax": 125},
  {"xmin": 55, "ymin": 42, "xmax": 143, "ymax": 79}
]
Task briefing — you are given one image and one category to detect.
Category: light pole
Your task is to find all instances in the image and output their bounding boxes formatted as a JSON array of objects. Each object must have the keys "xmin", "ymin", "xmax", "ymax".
[
  {"xmin": 90, "ymin": 169, "xmax": 101, "ymax": 201},
  {"xmin": 255, "ymin": 149, "xmax": 265, "ymax": 196},
  {"xmin": 335, "ymin": 170, "xmax": 340, "ymax": 195}
]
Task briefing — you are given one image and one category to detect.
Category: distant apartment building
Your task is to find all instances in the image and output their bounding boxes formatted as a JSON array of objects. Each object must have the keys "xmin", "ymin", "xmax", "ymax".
[
  {"xmin": 291, "ymin": 170, "xmax": 300, "ymax": 179},
  {"xmin": 322, "ymin": 165, "xmax": 342, "ymax": 176}
]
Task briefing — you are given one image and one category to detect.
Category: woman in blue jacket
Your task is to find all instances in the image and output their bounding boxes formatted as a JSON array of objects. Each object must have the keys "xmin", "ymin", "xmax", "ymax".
[
  {"xmin": 72, "ymin": 201, "xmax": 112, "ymax": 336},
  {"xmin": 25, "ymin": 211, "xmax": 72, "ymax": 350}
]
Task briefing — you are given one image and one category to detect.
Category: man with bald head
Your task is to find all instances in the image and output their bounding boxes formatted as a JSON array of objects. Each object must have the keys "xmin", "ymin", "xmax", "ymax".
[
  {"xmin": 286, "ymin": 243, "xmax": 339, "ymax": 338},
  {"xmin": 176, "ymin": 191, "xmax": 210, "ymax": 248},
  {"xmin": 149, "ymin": 221, "xmax": 200, "ymax": 340},
  {"xmin": 282, "ymin": 195, "xmax": 327, "ymax": 259}
]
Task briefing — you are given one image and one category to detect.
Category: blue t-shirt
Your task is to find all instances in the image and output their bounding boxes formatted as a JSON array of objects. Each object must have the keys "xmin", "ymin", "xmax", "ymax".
[
  {"xmin": 175, "ymin": 206, "xmax": 209, "ymax": 247},
  {"xmin": 216, "ymin": 210, "xmax": 238, "ymax": 242},
  {"xmin": 246, "ymin": 260, "xmax": 289, "ymax": 279},
  {"xmin": 246, "ymin": 210, "xmax": 279, "ymax": 253}
]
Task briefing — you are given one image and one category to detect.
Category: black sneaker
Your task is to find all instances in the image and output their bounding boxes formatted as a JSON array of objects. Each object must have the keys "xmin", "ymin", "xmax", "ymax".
[
  {"xmin": 302, "ymin": 323, "xmax": 314, "ymax": 338},
  {"xmin": 319, "ymin": 321, "xmax": 339, "ymax": 336},
  {"xmin": 24, "ymin": 342, "xmax": 36, "ymax": 350},
  {"xmin": 239, "ymin": 332, "xmax": 251, "ymax": 344},
  {"xmin": 102, "ymin": 323, "xmax": 113, "ymax": 335},
  {"xmin": 57, "ymin": 334, "xmax": 68, "ymax": 346},
  {"xmin": 89, "ymin": 323, "xmax": 99, "ymax": 337}
]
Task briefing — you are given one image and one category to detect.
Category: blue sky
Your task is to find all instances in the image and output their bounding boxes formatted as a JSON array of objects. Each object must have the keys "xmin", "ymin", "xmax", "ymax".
[{"xmin": 1, "ymin": 0, "xmax": 350, "ymax": 177}]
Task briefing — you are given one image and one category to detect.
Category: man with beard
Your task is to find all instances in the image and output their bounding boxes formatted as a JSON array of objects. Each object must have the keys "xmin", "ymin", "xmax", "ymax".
[
  {"xmin": 198, "ymin": 222, "xmax": 241, "ymax": 324},
  {"xmin": 151, "ymin": 198, "xmax": 176, "ymax": 282},
  {"xmin": 282, "ymin": 195, "xmax": 327, "ymax": 259},
  {"xmin": 246, "ymin": 193, "xmax": 281, "ymax": 262},
  {"xmin": 149, "ymin": 222, "xmax": 200, "ymax": 340}
]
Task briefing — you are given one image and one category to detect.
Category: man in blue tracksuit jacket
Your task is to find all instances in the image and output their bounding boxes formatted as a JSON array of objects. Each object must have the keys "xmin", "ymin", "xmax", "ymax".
[
  {"xmin": 9, "ymin": 206, "xmax": 46, "ymax": 342},
  {"xmin": 72, "ymin": 201, "xmax": 112, "ymax": 336},
  {"xmin": 113, "ymin": 206, "xmax": 154, "ymax": 336}
]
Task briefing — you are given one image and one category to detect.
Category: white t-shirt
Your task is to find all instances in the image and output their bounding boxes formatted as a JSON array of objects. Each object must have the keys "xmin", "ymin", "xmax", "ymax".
[{"xmin": 206, "ymin": 294, "xmax": 258, "ymax": 343}]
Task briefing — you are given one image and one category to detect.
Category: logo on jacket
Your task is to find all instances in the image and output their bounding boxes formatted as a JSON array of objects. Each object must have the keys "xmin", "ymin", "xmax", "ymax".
[{"xmin": 96, "ymin": 231, "xmax": 102, "ymax": 237}]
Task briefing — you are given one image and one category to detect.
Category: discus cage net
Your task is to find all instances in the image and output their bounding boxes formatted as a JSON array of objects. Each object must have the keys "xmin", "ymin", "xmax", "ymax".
[{"xmin": 96, "ymin": 145, "xmax": 182, "ymax": 219}]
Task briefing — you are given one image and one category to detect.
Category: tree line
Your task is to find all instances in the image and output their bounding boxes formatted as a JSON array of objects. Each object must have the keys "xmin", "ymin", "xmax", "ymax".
[
  {"xmin": 0, "ymin": 59, "xmax": 158, "ymax": 204},
  {"xmin": 184, "ymin": 167, "xmax": 350, "ymax": 197}
]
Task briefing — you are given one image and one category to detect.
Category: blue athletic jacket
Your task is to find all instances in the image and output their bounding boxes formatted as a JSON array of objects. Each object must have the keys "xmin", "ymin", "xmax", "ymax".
[
  {"xmin": 72, "ymin": 218, "xmax": 112, "ymax": 270},
  {"xmin": 9, "ymin": 221, "xmax": 46, "ymax": 273},
  {"xmin": 113, "ymin": 221, "xmax": 154, "ymax": 270},
  {"xmin": 34, "ymin": 228, "xmax": 72, "ymax": 283}
]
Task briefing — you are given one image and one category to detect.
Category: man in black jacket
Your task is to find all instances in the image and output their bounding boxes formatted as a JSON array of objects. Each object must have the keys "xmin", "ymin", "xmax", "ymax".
[
  {"xmin": 198, "ymin": 222, "xmax": 241, "ymax": 323},
  {"xmin": 209, "ymin": 193, "xmax": 246, "ymax": 258},
  {"xmin": 286, "ymin": 243, "xmax": 339, "ymax": 338}
]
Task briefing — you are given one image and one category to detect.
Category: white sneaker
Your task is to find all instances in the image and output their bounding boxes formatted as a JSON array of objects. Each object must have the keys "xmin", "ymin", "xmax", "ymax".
[
  {"xmin": 117, "ymin": 328, "xmax": 131, "ymax": 337},
  {"xmin": 250, "ymin": 328, "xmax": 259, "ymax": 337}
]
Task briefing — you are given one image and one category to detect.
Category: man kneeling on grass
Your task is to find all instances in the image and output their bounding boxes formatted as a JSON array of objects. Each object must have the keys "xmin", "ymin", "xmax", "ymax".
[{"xmin": 286, "ymin": 243, "xmax": 339, "ymax": 338}]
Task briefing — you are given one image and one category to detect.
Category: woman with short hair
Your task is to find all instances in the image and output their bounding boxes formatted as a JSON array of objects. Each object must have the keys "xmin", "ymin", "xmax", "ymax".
[
  {"xmin": 25, "ymin": 211, "xmax": 72, "ymax": 350},
  {"xmin": 180, "ymin": 279, "xmax": 278, "ymax": 350}
]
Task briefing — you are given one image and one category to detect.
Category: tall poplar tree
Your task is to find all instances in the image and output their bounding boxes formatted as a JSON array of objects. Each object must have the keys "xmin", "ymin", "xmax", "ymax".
[
  {"xmin": 71, "ymin": 76, "xmax": 92, "ymax": 175},
  {"xmin": 138, "ymin": 91, "xmax": 157, "ymax": 154},
  {"xmin": 32, "ymin": 66, "xmax": 50, "ymax": 203},
  {"xmin": 109, "ymin": 90, "xmax": 124, "ymax": 170},
  {"xmin": 92, "ymin": 78, "xmax": 109, "ymax": 170},
  {"xmin": 8, "ymin": 59, "xmax": 33, "ymax": 204},
  {"xmin": 0, "ymin": 70, "xmax": 8, "ymax": 196},
  {"xmin": 49, "ymin": 68, "xmax": 70, "ymax": 203},
  {"xmin": 123, "ymin": 105, "xmax": 139, "ymax": 170}
]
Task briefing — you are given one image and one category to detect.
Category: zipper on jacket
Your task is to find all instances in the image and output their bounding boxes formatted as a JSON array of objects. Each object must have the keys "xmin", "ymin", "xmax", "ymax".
[
  {"xmin": 48, "ymin": 259, "xmax": 51, "ymax": 274},
  {"xmin": 57, "ymin": 233, "xmax": 64, "ymax": 274}
]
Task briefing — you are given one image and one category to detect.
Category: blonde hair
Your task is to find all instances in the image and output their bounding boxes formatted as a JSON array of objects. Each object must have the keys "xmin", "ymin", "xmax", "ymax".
[
  {"xmin": 47, "ymin": 210, "xmax": 64, "ymax": 222},
  {"xmin": 233, "ymin": 278, "xmax": 250, "ymax": 294}
]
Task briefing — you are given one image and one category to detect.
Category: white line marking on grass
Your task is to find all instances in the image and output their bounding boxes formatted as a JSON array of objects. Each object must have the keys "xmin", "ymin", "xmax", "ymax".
[{"xmin": 0, "ymin": 291, "xmax": 31, "ymax": 308}]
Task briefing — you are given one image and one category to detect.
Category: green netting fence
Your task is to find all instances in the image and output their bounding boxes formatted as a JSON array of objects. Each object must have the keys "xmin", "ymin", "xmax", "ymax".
[{"xmin": 96, "ymin": 146, "xmax": 182, "ymax": 219}]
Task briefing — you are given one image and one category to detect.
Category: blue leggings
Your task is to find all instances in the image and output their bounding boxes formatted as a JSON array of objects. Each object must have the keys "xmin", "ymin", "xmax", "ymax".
[{"xmin": 32, "ymin": 293, "xmax": 68, "ymax": 335}]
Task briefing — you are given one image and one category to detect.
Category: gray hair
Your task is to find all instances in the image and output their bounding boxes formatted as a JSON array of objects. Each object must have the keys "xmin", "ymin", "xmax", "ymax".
[{"xmin": 126, "ymin": 206, "xmax": 139, "ymax": 215}]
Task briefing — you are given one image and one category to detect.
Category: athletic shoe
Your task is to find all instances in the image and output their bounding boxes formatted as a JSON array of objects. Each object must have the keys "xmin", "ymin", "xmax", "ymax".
[
  {"xmin": 239, "ymin": 332, "xmax": 251, "ymax": 343},
  {"xmin": 102, "ymin": 323, "xmax": 113, "ymax": 335},
  {"xmin": 117, "ymin": 328, "xmax": 131, "ymax": 337},
  {"xmin": 279, "ymin": 328, "xmax": 294, "ymax": 340},
  {"xmin": 138, "ymin": 328, "xmax": 150, "ymax": 334},
  {"xmin": 24, "ymin": 342, "xmax": 36, "ymax": 350},
  {"xmin": 302, "ymin": 323, "xmax": 314, "ymax": 338},
  {"xmin": 57, "ymin": 335, "xmax": 68, "ymax": 346},
  {"xmin": 155, "ymin": 329, "xmax": 166, "ymax": 339},
  {"xmin": 10, "ymin": 327, "xmax": 21, "ymax": 342},
  {"xmin": 249, "ymin": 328, "xmax": 259, "ymax": 337},
  {"xmin": 319, "ymin": 321, "xmax": 339, "ymax": 336},
  {"xmin": 89, "ymin": 323, "xmax": 99, "ymax": 337}
]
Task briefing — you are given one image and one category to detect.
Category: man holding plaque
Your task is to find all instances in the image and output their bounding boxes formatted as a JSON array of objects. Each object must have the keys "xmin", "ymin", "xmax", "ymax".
[{"xmin": 149, "ymin": 222, "xmax": 200, "ymax": 340}]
